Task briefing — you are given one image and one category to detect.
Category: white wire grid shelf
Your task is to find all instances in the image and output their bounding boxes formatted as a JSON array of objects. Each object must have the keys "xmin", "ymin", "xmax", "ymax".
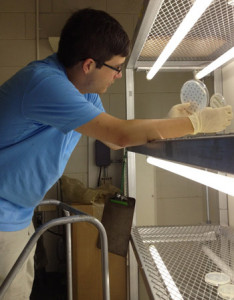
[
  {"xmin": 131, "ymin": 225, "xmax": 234, "ymax": 300},
  {"xmin": 137, "ymin": 0, "xmax": 234, "ymax": 63}
]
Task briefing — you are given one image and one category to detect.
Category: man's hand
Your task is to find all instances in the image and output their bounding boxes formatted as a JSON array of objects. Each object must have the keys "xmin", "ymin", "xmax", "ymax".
[
  {"xmin": 167, "ymin": 103, "xmax": 193, "ymax": 118},
  {"xmin": 188, "ymin": 105, "xmax": 233, "ymax": 134}
]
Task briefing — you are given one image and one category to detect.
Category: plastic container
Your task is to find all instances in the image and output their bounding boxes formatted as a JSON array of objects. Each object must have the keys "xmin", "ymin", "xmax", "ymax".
[
  {"xmin": 205, "ymin": 272, "xmax": 231, "ymax": 286},
  {"xmin": 218, "ymin": 284, "xmax": 234, "ymax": 300},
  {"xmin": 180, "ymin": 79, "xmax": 209, "ymax": 113}
]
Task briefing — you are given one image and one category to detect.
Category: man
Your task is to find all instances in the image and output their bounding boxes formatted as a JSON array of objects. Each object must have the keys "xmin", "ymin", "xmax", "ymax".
[{"xmin": 0, "ymin": 8, "xmax": 232, "ymax": 300}]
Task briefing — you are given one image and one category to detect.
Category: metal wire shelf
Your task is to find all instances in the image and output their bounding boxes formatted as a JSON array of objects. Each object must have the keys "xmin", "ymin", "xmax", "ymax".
[
  {"xmin": 128, "ymin": 0, "xmax": 234, "ymax": 70},
  {"xmin": 131, "ymin": 225, "xmax": 234, "ymax": 300},
  {"xmin": 139, "ymin": 0, "xmax": 234, "ymax": 62}
]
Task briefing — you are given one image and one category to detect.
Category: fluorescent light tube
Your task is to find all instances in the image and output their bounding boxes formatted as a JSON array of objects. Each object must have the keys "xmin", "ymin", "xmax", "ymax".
[
  {"xmin": 149, "ymin": 245, "xmax": 184, "ymax": 300},
  {"xmin": 195, "ymin": 47, "xmax": 234, "ymax": 79},
  {"xmin": 147, "ymin": 157, "xmax": 234, "ymax": 196},
  {"xmin": 146, "ymin": 0, "xmax": 213, "ymax": 80}
]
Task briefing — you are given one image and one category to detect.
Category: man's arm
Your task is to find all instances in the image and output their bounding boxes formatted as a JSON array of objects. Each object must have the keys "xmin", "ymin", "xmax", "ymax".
[{"xmin": 75, "ymin": 112, "xmax": 194, "ymax": 149}]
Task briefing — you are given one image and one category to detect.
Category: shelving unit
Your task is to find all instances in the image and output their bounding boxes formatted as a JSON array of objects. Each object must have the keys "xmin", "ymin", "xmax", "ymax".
[
  {"xmin": 127, "ymin": 133, "xmax": 234, "ymax": 175},
  {"xmin": 125, "ymin": 1, "xmax": 234, "ymax": 299},
  {"xmin": 126, "ymin": 0, "xmax": 234, "ymax": 185}
]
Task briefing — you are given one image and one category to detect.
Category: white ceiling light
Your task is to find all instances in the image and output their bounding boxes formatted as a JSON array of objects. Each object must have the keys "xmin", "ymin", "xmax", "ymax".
[
  {"xmin": 147, "ymin": 157, "xmax": 234, "ymax": 196},
  {"xmin": 195, "ymin": 47, "xmax": 234, "ymax": 79},
  {"xmin": 146, "ymin": 0, "xmax": 214, "ymax": 80},
  {"xmin": 228, "ymin": 0, "xmax": 234, "ymax": 6},
  {"xmin": 149, "ymin": 245, "xmax": 184, "ymax": 300}
]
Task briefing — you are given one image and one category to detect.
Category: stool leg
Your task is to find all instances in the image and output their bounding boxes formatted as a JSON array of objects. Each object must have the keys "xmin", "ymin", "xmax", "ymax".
[
  {"xmin": 64, "ymin": 210, "xmax": 73, "ymax": 300},
  {"xmin": 0, "ymin": 205, "xmax": 110, "ymax": 300}
]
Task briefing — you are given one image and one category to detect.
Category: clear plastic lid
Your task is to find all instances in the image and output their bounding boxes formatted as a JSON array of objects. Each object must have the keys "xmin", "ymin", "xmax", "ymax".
[
  {"xmin": 218, "ymin": 284, "xmax": 234, "ymax": 300},
  {"xmin": 210, "ymin": 93, "xmax": 226, "ymax": 108},
  {"xmin": 205, "ymin": 272, "xmax": 231, "ymax": 286}
]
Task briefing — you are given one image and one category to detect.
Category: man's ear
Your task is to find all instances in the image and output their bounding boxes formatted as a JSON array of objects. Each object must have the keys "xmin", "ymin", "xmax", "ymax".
[{"xmin": 82, "ymin": 58, "xmax": 96, "ymax": 74}]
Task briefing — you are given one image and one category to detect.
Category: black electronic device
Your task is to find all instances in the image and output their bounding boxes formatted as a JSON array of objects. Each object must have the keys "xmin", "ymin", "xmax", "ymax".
[{"xmin": 95, "ymin": 140, "xmax": 111, "ymax": 167}]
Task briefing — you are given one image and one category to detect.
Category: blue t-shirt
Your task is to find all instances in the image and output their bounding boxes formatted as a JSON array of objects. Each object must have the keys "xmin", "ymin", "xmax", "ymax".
[{"xmin": 0, "ymin": 54, "xmax": 104, "ymax": 231}]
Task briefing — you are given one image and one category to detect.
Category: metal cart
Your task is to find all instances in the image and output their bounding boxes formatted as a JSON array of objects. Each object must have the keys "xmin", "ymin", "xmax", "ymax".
[{"xmin": 0, "ymin": 200, "xmax": 110, "ymax": 300}]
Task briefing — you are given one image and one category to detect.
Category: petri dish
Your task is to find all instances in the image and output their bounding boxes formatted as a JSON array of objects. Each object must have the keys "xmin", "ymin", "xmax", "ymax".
[
  {"xmin": 205, "ymin": 272, "xmax": 231, "ymax": 286},
  {"xmin": 218, "ymin": 284, "xmax": 234, "ymax": 300},
  {"xmin": 180, "ymin": 79, "xmax": 209, "ymax": 113},
  {"xmin": 210, "ymin": 93, "xmax": 226, "ymax": 108}
]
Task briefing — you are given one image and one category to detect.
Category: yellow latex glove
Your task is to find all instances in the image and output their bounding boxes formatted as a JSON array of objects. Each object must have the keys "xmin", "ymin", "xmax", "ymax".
[
  {"xmin": 188, "ymin": 105, "xmax": 233, "ymax": 134},
  {"xmin": 167, "ymin": 103, "xmax": 193, "ymax": 118}
]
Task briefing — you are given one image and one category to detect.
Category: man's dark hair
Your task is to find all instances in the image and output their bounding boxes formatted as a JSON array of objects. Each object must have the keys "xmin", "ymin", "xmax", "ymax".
[{"xmin": 57, "ymin": 8, "xmax": 130, "ymax": 68}]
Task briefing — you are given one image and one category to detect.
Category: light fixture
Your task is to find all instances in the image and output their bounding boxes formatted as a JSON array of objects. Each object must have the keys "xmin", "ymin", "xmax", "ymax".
[
  {"xmin": 228, "ymin": 0, "xmax": 234, "ymax": 6},
  {"xmin": 195, "ymin": 47, "xmax": 234, "ymax": 79},
  {"xmin": 146, "ymin": 0, "xmax": 214, "ymax": 80},
  {"xmin": 149, "ymin": 245, "xmax": 184, "ymax": 300},
  {"xmin": 147, "ymin": 157, "xmax": 234, "ymax": 196}
]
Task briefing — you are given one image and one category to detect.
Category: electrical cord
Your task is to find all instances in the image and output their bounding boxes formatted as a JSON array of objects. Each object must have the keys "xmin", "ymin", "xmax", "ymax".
[{"xmin": 97, "ymin": 166, "xmax": 102, "ymax": 186}]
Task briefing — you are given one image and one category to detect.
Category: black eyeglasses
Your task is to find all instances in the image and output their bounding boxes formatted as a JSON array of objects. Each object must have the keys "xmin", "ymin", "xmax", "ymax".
[{"xmin": 102, "ymin": 63, "xmax": 122, "ymax": 74}]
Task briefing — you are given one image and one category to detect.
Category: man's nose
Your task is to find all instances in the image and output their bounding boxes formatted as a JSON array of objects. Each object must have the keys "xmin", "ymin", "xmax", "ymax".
[{"xmin": 115, "ymin": 71, "xmax": 122, "ymax": 79}]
